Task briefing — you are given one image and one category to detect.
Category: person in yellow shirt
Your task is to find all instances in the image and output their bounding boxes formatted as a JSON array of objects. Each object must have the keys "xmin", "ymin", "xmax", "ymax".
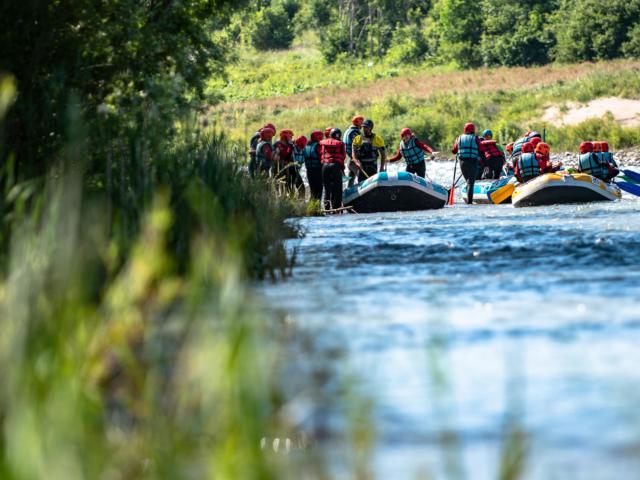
[{"xmin": 352, "ymin": 119, "xmax": 386, "ymax": 182}]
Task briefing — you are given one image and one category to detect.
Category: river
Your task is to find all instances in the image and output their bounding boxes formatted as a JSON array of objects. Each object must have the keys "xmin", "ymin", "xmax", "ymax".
[{"xmin": 260, "ymin": 162, "xmax": 640, "ymax": 479}]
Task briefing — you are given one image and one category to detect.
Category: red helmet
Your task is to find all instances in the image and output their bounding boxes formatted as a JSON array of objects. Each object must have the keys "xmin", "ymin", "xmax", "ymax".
[
  {"xmin": 535, "ymin": 142, "xmax": 550, "ymax": 156},
  {"xmin": 279, "ymin": 129, "xmax": 293, "ymax": 140},
  {"xmin": 579, "ymin": 141, "xmax": 593, "ymax": 154},
  {"xmin": 400, "ymin": 127, "xmax": 412, "ymax": 138},
  {"xmin": 263, "ymin": 123, "xmax": 276, "ymax": 132},
  {"xmin": 601, "ymin": 141, "xmax": 610, "ymax": 152},
  {"xmin": 294, "ymin": 135, "xmax": 308, "ymax": 149},
  {"xmin": 310, "ymin": 130, "xmax": 324, "ymax": 142},
  {"xmin": 592, "ymin": 141, "xmax": 603, "ymax": 152},
  {"xmin": 324, "ymin": 127, "xmax": 333, "ymax": 138},
  {"xmin": 530, "ymin": 137, "xmax": 542, "ymax": 148},
  {"xmin": 506, "ymin": 142, "xmax": 514, "ymax": 154},
  {"xmin": 259, "ymin": 127, "xmax": 275, "ymax": 140},
  {"xmin": 464, "ymin": 123, "xmax": 476, "ymax": 134},
  {"xmin": 352, "ymin": 115, "xmax": 364, "ymax": 127},
  {"xmin": 522, "ymin": 142, "xmax": 534, "ymax": 153}
]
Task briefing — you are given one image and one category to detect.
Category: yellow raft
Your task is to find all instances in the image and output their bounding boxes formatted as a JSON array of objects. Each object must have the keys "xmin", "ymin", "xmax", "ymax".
[{"xmin": 512, "ymin": 173, "xmax": 621, "ymax": 208}]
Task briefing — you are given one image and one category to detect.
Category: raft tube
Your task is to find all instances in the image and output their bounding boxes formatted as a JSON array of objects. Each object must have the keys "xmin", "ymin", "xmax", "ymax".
[
  {"xmin": 512, "ymin": 173, "xmax": 621, "ymax": 208},
  {"xmin": 343, "ymin": 171, "xmax": 448, "ymax": 213},
  {"xmin": 460, "ymin": 180, "xmax": 494, "ymax": 204}
]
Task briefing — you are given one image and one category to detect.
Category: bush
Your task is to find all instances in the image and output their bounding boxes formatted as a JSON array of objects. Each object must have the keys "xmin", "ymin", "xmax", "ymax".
[
  {"xmin": 385, "ymin": 24, "xmax": 430, "ymax": 65},
  {"xmin": 248, "ymin": 4, "xmax": 295, "ymax": 50},
  {"xmin": 622, "ymin": 23, "xmax": 640, "ymax": 58}
]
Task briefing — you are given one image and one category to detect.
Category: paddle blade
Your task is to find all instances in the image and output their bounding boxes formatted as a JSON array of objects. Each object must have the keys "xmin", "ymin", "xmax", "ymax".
[
  {"xmin": 448, "ymin": 185, "xmax": 455, "ymax": 205},
  {"xmin": 622, "ymin": 169, "xmax": 640, "ymax": 184},
  {"xmin": 617, "ymin": 181, "xmax": 640, "ymax": 197}
]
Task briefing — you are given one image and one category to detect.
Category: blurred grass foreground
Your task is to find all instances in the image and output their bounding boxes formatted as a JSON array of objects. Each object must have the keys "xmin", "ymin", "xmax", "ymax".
[{"xmin": 0, "ymin": 69, "xmax": 315, "ymax": 478}]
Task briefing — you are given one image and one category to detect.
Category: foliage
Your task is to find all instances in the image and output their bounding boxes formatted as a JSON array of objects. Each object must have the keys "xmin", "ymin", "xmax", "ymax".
[
  {"xmin": 552, "ymin": 0, "xmax": 640, "ymax": 62},
  {"xmin": 622, "ymin": 23, "xmax": 640, "ymax": 58},
  {"xmin": 247, "ymin": 3, "xmax": 296, "ymax": 50},
  {"xmin": 385, "ymin": 23, "xmax": 430, "ymax": 65},
  {"xmin": 429, "ymin": 0, "xmax": 484, "ymax": 67},
  {"xmin": 481, "ymin": 0, "xmax": 557, "ymax": 67}
]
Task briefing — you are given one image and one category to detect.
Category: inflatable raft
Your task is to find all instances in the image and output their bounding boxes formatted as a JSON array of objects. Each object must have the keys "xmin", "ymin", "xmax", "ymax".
[
  {"xmin": 343, "ymin": 171, "xmax": 448, "ymax": 213},
  {"xmin": 487, "ymin": 176, "xmax": 518, "ymax": 204},
  {"xmin": 460, "ymin": 180, "xmax": 494, "ymax": 204},
  {"xmin": 512, "ymin": 173, "xmax": 621, "ymax": 207}
]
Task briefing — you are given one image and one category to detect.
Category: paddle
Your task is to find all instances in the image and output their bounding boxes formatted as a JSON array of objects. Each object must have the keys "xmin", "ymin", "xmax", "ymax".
[
  {"xmin": 616, "ymin": 181, "xmax": 640, "ymax": 197},
  {"xmin": 448, "ymin": 158, "xmax": 458, "ymax": 205},
  {"xmin": 622, "ymin": 169, "xmax": 640, "ymax": 184}
]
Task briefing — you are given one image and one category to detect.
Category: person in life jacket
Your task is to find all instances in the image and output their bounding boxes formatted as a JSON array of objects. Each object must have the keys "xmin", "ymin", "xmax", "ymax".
[
  {"xmin": 273, "ymin": 129, "xmax": 297, "ymax": 194},
  {"xmin": 352, "ymin": 119, "xmax": 386, "ymax": 182},
  {"xmin": 577, "ymin": 141, "xmax": 609, "ymax": 180},
  {"xmin": 324, "ymin": 127, "xmax": 333, "ymax": 139},
  {"xmin": 388, "ymin": 127, "xmax": 434, "ymax": 178},
  {"xmin": 515, "ymin": 142, "xmax": 543, "ymax": 183},
  {"xmin": 344, "ymin": 115, "xmax": 364, "ymax": 187},
  {"xmin": 511, "ymin": 131, "xmax": 542, "ymax": 160},
  {"xmin": 480, "ymin": 131, "xmax": 506, "ymax": 179},
  {"xmin": 535, "ymin": 142, "xmax": 562, "ymax": 174},
  {"xmin": 452, "ymin": 122, "xmax": 486, "ymax": 204},
  {"xmin": 304, "ymin": 130, "xmax": 324, "ymax": 201},
  {"xmin": 256, "ymin": 127, "xmax": 276, "ymax": 177},
  {"xmin": 249, "ymin": 122, "xmax": 275, "ymax": 178},
  {"xmin": 320, "ymin": 128, "xmax": 347, "ymax": 211},
  {"xmin": 291, "ymin": 136, "xmax": 307, "ymax": 198},
  {"xmin": 599, "ymin": 141, "xmax": 619, "ymax": 181}
]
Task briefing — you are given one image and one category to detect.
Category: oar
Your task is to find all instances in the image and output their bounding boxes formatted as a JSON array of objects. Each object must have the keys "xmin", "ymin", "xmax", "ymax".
[
  {"xmin": 448, "ymin": 158, "xmax": 458, "ymax": 205},
  {"xmin": 622, "ymin": 169, "xmax": 640, "ymax": 184},
  {"xmin": 616, "ymin": 181, "xmax": 640, "ymax": 197}
]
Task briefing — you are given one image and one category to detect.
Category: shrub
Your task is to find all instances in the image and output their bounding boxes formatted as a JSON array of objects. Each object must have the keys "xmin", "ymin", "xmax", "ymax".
[{"xmin": 248, "ymin": 4, "xmax": 295, "ymax": 50}]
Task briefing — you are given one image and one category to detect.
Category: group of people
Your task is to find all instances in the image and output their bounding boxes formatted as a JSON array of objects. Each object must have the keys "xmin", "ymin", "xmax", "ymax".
[
  {"xmin": 248, "ymin": 116, "xmax": 435, "ymax": 210},
  {"xmin": 248, "ymin": 117, "xmax": 620, "ymax": 209}
]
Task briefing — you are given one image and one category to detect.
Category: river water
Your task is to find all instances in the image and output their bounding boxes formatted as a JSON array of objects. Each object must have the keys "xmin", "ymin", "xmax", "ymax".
[{"xmin": 260, "ymin": 162, "xmax": 640, "ymax": 480}]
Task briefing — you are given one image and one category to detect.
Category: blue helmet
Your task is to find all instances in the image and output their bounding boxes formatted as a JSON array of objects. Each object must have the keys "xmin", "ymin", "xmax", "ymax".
[{"xmin": 483, "ymin": 129, "xmax": 493, "ymax": 138}]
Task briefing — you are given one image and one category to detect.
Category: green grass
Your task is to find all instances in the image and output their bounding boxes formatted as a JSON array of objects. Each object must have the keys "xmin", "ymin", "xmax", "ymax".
[{"xmin": 212, "ymin": 59, "xmax": 640, "ymax": 153}]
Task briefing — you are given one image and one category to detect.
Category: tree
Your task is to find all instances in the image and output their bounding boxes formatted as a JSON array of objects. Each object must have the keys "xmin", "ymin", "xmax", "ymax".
[
  {"xmin": 431, "ymin": 0, "xmax": 483, "ymax": 68},
  {"xmin": 247, "ymin": 4, "xmax": 295, "ymax": 50},
  {"xmin": 552, "ymin": 0, "xmax": 640, "ymax": 62}
]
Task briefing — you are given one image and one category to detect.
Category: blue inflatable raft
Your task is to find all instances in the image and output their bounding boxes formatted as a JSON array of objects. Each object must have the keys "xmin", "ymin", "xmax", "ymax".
[{"xmin": 343, "ymin": 171, "xmax": 448, "ymax": 213}]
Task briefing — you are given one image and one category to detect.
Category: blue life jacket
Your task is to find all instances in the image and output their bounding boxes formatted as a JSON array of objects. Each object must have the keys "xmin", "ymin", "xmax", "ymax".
[
  {"xmin": 512, "ymin": 133, "xmax": 540, "ymax": 158},
  {"xmin": 343, "ymin": 126, "xmax": 361, "ymax": 157},
  {"xmin": 400, "ymin": 136, "xmax": 425, "ymax": 164},
  {"xmin": 293, "ymin": 146, "xmax": 305, "ymax": 166},
  {"xmin": 517, "ymin": 152, "xmax": 540, "ymax": 178},
  {"xmin": 256, "ymin": 140, "xmax": 273, "ymax": 168},
  {"xmin": 304, "ymin": 142, "xmax": 321, "ymax": 169},
  {"xmin": 249, "ymin": 131, "xmax": 261, "ymax": 156},
  {"xmin": 578, "ymin": 152, "xmax": 607, "ymax": 179},
  {"xmin": 457, "ymin": 134, "xmax": 480, "ymax": 161}
]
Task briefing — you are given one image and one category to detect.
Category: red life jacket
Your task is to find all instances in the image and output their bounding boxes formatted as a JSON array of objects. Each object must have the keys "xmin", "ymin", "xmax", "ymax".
[
  {"xmin": 481, "ymin": 140, "xmax": 504, "ymax": 160},
  {"xmin": 274, "ymin": 141, "xmax": 294, "ymax": 164},
  {"xmin": 320, "ymin": 139, "xmax": 346, "ymax": 165}
]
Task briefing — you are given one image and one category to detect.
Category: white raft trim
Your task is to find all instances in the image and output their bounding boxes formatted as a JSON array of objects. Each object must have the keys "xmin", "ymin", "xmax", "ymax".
[
  {"xmin": 343, "ymin": 172, "xmax": 448, "ymax": 205},
  {"xmin": 512, "ymin": 173, "xmax": 621, "ymax": 206}
]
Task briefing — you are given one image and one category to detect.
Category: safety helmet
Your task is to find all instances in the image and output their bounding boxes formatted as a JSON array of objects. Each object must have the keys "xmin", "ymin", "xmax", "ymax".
[
  {"xmin": 294, "ymin": 135, "xmax": 308, "ymax": 149},
  {"xmin": 592, "ymin": 141, "xmax": 603, "ymax": 152},
  {"xmin": 352, "ymin": 115, "xmax": 365, "ymax": 127},
  {"xmin": 263, "ymin": 123, "xmax": 276, "ymax": 132},
  {"xmin": 506, "ymin": 142, "xmax": 514, "ymax": 154},
  {"xmin": 279, "ymin": 129, "xmax": 293, "ymax": 140},
  {"xmin": 259, "ymin": 127, "xmax": 275, "ymax": 140},
  {"xmin": 522, "ymin": 142, "xmax": 534, "ymax": 153},
  {"xmin": 529, "ymin": 131, "xmax": 542, "ymax": 139},
  {"xmin": 483, "ymin": 129, "xmax": 493, "ymax": 138},
  {"xmin": 330, "ymin": 128, "xmax": 342, "ymax": 140},
  {"xmin": 579, "ymin": 141, "xmax": 593, "ymax": 154},
  {"xmin": 535, "ymin": 142, "xmax": 550, "ymax": 156},
  {"xmin": 324, "ymin": 127, "xmax": 333, "ymax": 138},
  {"xmin": 601, "ymin": 141, "xmax": 610, "ymax": 152},
  {"xmin": 310, "ymin": 130, "xmax": 324, "ymax": 142},
  {"xmin": 400, "ymin": 127, "xmax": 413, "ymax": 138},
  {"xmin": 530, "ymin": 137, "xmax": 542, "ymax": 149},
  {"xmin": 464, "ymin": 122, "xmax": 476, "ymax": 134},
  {"xmin": 362, "ymin": 119, "xmax": 374, "ymax": 129}
]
